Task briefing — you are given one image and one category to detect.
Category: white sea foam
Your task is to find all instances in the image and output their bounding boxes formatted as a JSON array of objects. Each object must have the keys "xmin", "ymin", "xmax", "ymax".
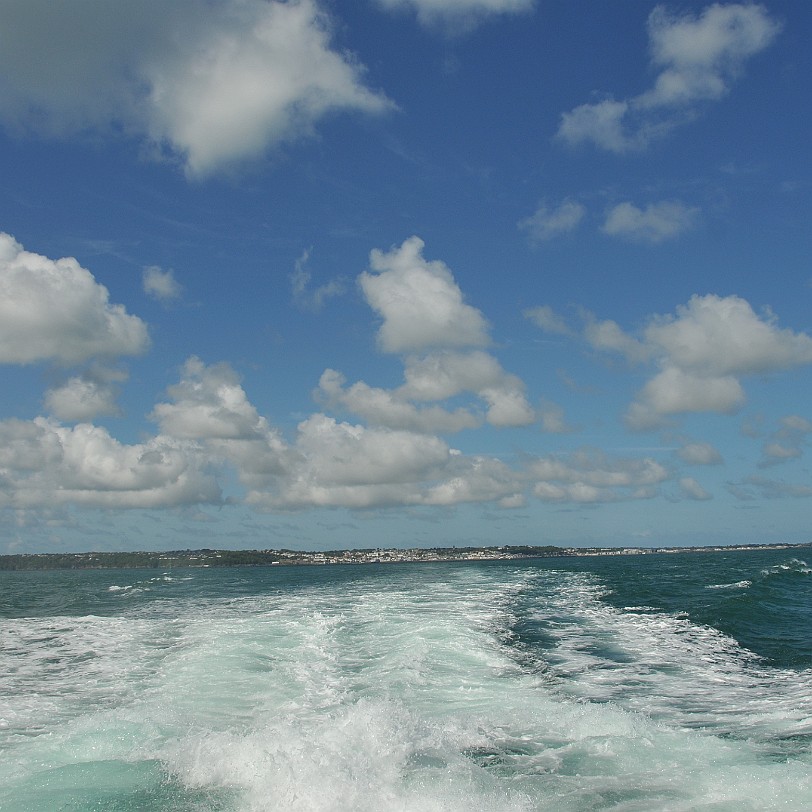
[{"xmin": 0, "ymin": 566, "xmax": 810, "ymax": 811}]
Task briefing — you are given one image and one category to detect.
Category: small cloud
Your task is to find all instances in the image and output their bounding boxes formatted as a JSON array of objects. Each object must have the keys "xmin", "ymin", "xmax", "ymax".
[
  {"xmin": 361, "ymin": 236, "xmax": 490, "ymax": 353},
  {"xmin": 677, "ymin": 441, "xmax": 723, "ymax": 465},
  {"xmin": 758, "ymin": 414, "xmax": 811, "ymax": 467},
  {"xmin": 538, "ymin": 397, "xmax": 576, "ymax": 434},
  {"xmin": 602, "ymin": 200, "xmax": 699, "ymax": 244},
  {"xmin": 679, "ymin": 476, "xmax": 712, "ymax": 501},
  {"xmin": 143, "ymin": 265, "xmax": 182, "ymax": 303},
  {"xmin": 290, "ymin": 249, "xmax": 344, "ymax": 313},
  {"xmin": 44, "ymin": 366, "xmax": 128, "ymax": 421},
  {"xmin": 523, "ymin": 305, "xmax": 574, "ymax": 336},
  {"xmin": 519, "ymin": 199, "xmax": 585, "ymax": 243},
  {"xmin": 556, "ymin": 4, "xmax": 780, "ymax": 152},
  {"xmin": 374, "ymin": 0, "xmax": 535, "ymax": 33}
]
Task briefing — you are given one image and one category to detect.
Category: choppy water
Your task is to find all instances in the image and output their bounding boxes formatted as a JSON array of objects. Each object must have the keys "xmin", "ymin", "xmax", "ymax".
[{"xmin": 1, "ymin": 548, "xmax": 810, "ymax": 811}]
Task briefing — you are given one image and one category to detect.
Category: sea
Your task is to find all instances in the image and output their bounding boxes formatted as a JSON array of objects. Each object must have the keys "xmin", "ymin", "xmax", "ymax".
[{"xmin": 0, "ymin": 547, "xmax": 810, "ymax": 811}]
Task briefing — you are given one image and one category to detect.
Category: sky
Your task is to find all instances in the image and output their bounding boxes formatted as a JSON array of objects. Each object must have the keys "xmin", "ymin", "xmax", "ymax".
[{"xmin": 0, "ymin": 0, "xmax": 810, "ymax": 554}]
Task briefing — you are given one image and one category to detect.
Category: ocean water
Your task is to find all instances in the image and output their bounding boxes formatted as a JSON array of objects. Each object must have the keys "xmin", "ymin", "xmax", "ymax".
[{"xmin": 0, "ymin": 548, "xmax": 810, "ymax": 811}]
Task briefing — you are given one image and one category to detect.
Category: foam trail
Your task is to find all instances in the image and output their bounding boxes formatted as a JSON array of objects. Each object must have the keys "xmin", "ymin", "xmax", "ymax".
[{"xmin": 0, "ymin": 563, "xmax": 810, "ymax": 811}]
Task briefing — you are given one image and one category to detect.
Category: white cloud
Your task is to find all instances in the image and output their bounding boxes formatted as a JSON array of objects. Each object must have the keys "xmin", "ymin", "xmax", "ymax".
[
  {"xmin": 360, "ymin": 237, "xmax": 491, "ymax": 353},
  {"xmin": 529, "ymin": 449, "xmax": 668, "ymax": 503},
  {"xmin": 290, "ymin": 248, "xmax": 344, "ymax": 312},
  {"xmin": 0, "ymin": 417, "xmax": 219, "ymax": 509},
  {"xmin": 0, "ymin": 0, "xmax": 391, "ymax": 176},
  {"xmin": 677, "ymin": 441, "xmax": 723, "ymax": 465},
  {"xmin": 537, "ymin": 293, "xmax": 812, "ymax": 430},
  {"xmin": 779, "ymin": 415, "xmax": 812, "ymax": 434},
  {"xmin": 557, "ymin": 3, "xmax": 780, "ymax": 151},
  {"xmin": 0, "ymin": 232, "xmax": 149, "ymax": 365},
  {"xmin": 0, "ymin": 350, "xmax": 684, "ymax": 512},
  {"xmin": 758, "ymin": 414, "xmax": 812, "ymax": 467},
  {"xmin": 523, "ymin": 305, "xmax": 574, "ymax": 336},
  {"xmin": 322, "ymin": 239, "xmax": 536, "ymax": 433},
  {"xmin": 422, "ymin": 454, "xmax": 523, "ymax": 507},
  {"xmin": 316, "ymin": 368, "xmax": 481, "ymax": 433},
  {"xmin": 519, "ymin": 199, "xmax": 586, "ymax": 243},
  {"xmin": 151, "ymin": 357, "xmax": 289, "ymax": 489},
  {"xmin": 373, "ymin": 0, "xmax": 534, "ymax": 30},
  {"xmin": 557, "ymin": 99, "xmax": 634, "ymax": 153},
  {"xmin": 679, "ymin": 476, "xmax": 712, "ymax": 500},
  {"xmin": 44, "ymin": 368, "xmax": 127, "ymax": 422},
  {"xmin": 248, "ymin": 413, "xmax": 455, "ymax": 509},
  {"xmin": 318, "ymin": 350, "xmax": 535, "ymax": 432},
  {"xmin": 152, "ymin": 357, "xmax": 268, "ymax": 440},
  {"xmin": 629, "ymin": 367, "xmax": 745, "ymax": 429},
  {"xmin": 602, "ymin": 200, "xmax": 699, "ymax": 243},
  {"xmin": 401, "ymin": 351, "xmax": 534, "ymax": 427},
  {"xmin": 642, "ymin": 3, "xmax": 780, "ymax": 107},
  {"xmin": 582, "ymin": 315, "xmax": 651, "ymax": 364},
  {"xmin": 644, "ymin": 295, "xmax": 812, "ymax": 377},
  {"xmin": 143, "ymin": 265, "xmax": 182, "ymax": 303}
]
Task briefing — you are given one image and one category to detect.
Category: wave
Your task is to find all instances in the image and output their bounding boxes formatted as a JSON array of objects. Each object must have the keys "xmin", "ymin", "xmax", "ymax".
[
  {"xmin": 760, "ymin": 558, "xmax": 812, "ymax": 578},
  {"xmin": 1, "ymin": 563, "xmax": 811, "ymax": 811}
]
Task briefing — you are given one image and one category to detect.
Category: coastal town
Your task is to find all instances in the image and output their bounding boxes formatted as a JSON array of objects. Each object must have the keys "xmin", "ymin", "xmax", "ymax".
[{"xmin": 0, "ymin": 541, "xmax": 808, "ymax": 571}]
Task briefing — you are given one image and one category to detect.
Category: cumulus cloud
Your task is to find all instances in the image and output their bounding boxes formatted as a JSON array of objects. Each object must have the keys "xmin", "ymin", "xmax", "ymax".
[
  {"xmin": 519, "ymin": 199, "xmax": 586, "ymax": 243},
  {"xmin": 629, "ymin": 367, "xmax": 745, "ymax": 428},
  {"xmin": 373, "ymin": 0, "xmax": 534, "ymax": 31},
  {"xmin": 759, "ymin": 414, "xmax": 811, "ymax": 467},
  {"xmin": 644, "ymin": 295, "xmax": 812, "ymax": 377},
  {"xmin": 143, "ymin": 265, "xmax": 182, "ymax": 303},
  {"xmin": 602, "ymin": 200, "xmax": 699, "ymax": 243},
  {"xmin": 246, "ymin": 412, "xmax": 528, "ymax": 511},
  {"xmin": 44, "ymin": 367, "xmax": 128, "ymax": 422},
  {"xmin": 151, "ymin": 357, "xmax": 289, "ymax": 489},
  {"xmin": 325, "ymin": 239, "xmax": 536, "ymax": 433},
  {"xmin": 529, "ymin": 449, "xmax": 668, "ymax": 503},
  {"xmin": 0, "ymin": 350, "xmax": 683, "ymax": 512},
  {"xmin": 557, "ymin": 3, "xmax": 780, "ymax": 151},
  {"xmin": 152, "ymin": 357, "xmax": 269, "ymax": 440},
  {"xmin": 0, "ymin": 232, "xmax": 149, "ymax": 365},
  {"xmin": 247, "ymin": 413, "xmax": 456, "ymax": 509},
  {"xmin": 401, "ymin": 351, "xmax": 534, "ymax": 427},
  {"xmin": 530, "ymin": 293, "xmax": 812, "ymax": 430},
  {"xmin": 318, "ymin": 350, "xmax": 534, "ymax": 431},
  {"xmin": 605, "ymin": 295, "xmax": 812, "ymax": 428},
  {"xmin": 582, "ymin": 314, "xmax": 651, "ymax": 364},
  {"xmin": 0, "ymin": 417, "xmax": 219, "ymax": 509},
  {"xmin": 0, "ymin": 0, "xmax": 391, "ymax": 176},
  {"xmin": 316, "ymin": 369, "xmax": 481, "ymax": 433},
  {"xmin": 679, "ymin": 476, "xmax": 712, "ymax": 500},
  {"xmin": 361, "ymin": 237, "xmax": 490, "ymax": 353},
  {"xmin": 677, "ymin": 441, "xmax": 723, "ymax": 465}
]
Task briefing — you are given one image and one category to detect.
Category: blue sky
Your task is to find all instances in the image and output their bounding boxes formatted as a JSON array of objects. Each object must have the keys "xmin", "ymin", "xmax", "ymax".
[{"xmin": 1, "ymin": 0, "xmax": 810, "ymax": 553}]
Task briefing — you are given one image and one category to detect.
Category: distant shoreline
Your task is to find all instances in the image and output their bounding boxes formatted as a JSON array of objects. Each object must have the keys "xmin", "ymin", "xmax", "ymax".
[{"xmin": 1, "ymin": 541, "xmax": 809, "ymax": 571}]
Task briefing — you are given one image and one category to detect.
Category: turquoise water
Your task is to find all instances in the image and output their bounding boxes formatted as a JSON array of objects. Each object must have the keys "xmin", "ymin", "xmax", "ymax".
[{"xmin": 1, "ymin": 548, "xmax": 810, "ymax": 810}]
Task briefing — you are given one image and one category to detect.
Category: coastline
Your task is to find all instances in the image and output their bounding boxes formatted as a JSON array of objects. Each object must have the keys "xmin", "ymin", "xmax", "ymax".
[{"xmin": 1, "ymin": 541, "xmax": 809, "ymax": 571}]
